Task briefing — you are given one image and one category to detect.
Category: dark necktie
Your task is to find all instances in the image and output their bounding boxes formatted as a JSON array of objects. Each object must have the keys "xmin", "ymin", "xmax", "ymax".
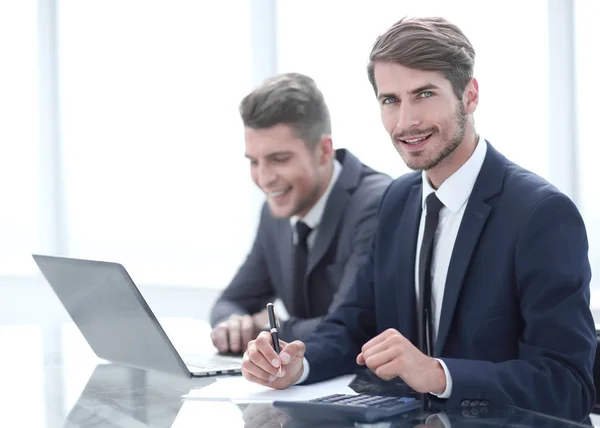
[
  {"xmin": 292, "ymin": 221, "xmax": 313, "ymax": 318},
  {"xmin": 418, "ymin": 193, "xmax": 444, "ymax": 357}
]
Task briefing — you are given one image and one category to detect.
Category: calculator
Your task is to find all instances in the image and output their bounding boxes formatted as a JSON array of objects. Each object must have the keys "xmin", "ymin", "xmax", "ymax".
[{"xmin": 273, "ymin": 393, "xmax": 422, "ymax": 423}]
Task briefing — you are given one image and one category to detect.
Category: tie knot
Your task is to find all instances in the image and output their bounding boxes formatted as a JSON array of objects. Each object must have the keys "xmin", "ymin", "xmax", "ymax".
[
  {"xmin": 426, "ymin": 193, "xmax": 444, "ymax": 216},
  {"xmin": 295, "ymin": 221, "xmax": 312, "ymax": 243}
]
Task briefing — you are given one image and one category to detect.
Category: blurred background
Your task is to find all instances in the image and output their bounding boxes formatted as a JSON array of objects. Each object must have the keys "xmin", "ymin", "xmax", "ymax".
[
  {"xmin": 1, "ymin": 0, "xmax": 598, "ymax": 304},
  {"xmin": 2, "ymin": 1, "xmax": 600, "ymax": 425}
]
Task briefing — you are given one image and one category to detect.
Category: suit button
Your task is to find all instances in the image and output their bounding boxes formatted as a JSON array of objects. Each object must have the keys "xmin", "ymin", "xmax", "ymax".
[
  {"xmin": 461, "ymin": 400, "xmax": 470, "ymax": 407},
  {"xmin": 461, "ymin": 409, "xmax": 470, "ymax": 417},
  {"xmin": 480, "ymin": 400, "xmax": 489, "ymax": 406},
  {"xmin": 471, "ymin": 408, "xmax": 480, "ymax": 416},
  {"xmin": 471, "ymin": 400, "xmax": 480, "ymax": 407},
  {"xmin": 481, "ymin": 407, "xmax": 489, "ymax": 415}
]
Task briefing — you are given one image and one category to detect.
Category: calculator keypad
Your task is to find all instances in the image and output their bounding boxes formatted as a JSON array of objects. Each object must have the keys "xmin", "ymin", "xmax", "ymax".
[{"xmin": 309, "ymin": 394, "xmax": 416, "ymax": 409}]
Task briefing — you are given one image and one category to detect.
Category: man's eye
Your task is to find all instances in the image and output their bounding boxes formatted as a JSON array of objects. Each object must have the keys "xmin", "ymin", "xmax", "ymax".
[
  {"xmin": 273, "ymin": 157, "xmax": 289, "ymax": 163},
  {"xmin": 383, "ymin": 97, "xmax": 397, "ymax": 104},
  {"xmin": 419, "ymin": 91, "xmax": 434, "ymax": 98}
]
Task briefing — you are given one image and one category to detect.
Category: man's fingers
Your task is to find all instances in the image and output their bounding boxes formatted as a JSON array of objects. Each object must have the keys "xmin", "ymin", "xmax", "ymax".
[
  {"xmin": 228, "ymin": 316, "xmax": 243, "ymax": 353},
  {"xmin": 246, "ymin": 342, "xmax": 281, "ymax": 378},
  {"xmin": 373, "ymin": 358, "xmax": 402, "ymax": 381},
  {"xmin": 364, "ymin": 346, "xmax": 398, "ymax": 371},
  {"xmin": 241, "ymin": 365, "xmax": 272, "ymax": 387},
  {"xmin": 255, "ymin": 331, "xmax": 285, "ymax": 367},
  {"xmin": 242, "ymin": 335, "xmax": 304, "ymax": 390},
  {"xmin": 360, "ymin": 328, "xmax": 398, "ymax": 353},
  {"xmin": 243, "ymin": 358, "xmax": 275, "ymax": 382},
  {"xmin": 358, "ymin": 333, "xmax": 404, "ymax": 366},
  {"xmin": 361, "ymin": 339, "xmax": 394, "ymax": 362},
  {"xmin": 241, "ymin": 315, "xmax": 255, "ymax": 351},
  {"xmin": 240, "ymin": 332, "xmax": 286, "ymax": 383},
  {"xmin": 279, "ymin": 340, "xmax": 305, "ymax": 365},
  {"xmin": 211, "ymin": 325, "xmax": 229, "ymax": 353}
]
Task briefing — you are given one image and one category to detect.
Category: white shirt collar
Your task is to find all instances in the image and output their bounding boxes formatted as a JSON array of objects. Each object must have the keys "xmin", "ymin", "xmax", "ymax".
[
  {"xmin": 290, "ymin": 159, "xmax": 342, "ymax": 230},
  {"xmin": 421, "ymin": 136, "xmax": 487, "ymax": 214}
]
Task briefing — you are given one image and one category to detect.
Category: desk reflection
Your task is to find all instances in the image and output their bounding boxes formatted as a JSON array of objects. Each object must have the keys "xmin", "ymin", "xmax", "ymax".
[
  {"xmin": 0, "ymin": 320, "xmax": 595, "ymax": 428},
  {"xmin": 63, "ymin": 364, "xmax": 203, "ymax": 428}
]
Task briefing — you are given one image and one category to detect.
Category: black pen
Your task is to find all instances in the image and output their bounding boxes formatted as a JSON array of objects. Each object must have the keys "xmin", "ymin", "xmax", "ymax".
[
  {"xmin": 266, "ymin": 303, "xmax": 282, "ymax": 374},
  {"xmin": 266, "ymin": 303, "xmax": 281, "ymax": 353}
]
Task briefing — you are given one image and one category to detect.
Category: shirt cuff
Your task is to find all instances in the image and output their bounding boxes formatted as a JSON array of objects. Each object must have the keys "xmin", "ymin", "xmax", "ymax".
[
  {"xmin": 430, "ymin": 358, "xmax": 452, "ymax": 399},
  {"xmin": 294, "ymin": 357, "xmax": 310, "ymax": 384}
]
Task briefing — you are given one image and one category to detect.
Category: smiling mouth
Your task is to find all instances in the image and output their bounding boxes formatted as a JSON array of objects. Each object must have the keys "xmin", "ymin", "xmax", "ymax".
[
  {"xmin": 267, "ymin": 186, "xmax": 292, "ymax": 199},
  {"xmin": 399, "ymin": 134, "xmax": 433, "ymax": 145}
]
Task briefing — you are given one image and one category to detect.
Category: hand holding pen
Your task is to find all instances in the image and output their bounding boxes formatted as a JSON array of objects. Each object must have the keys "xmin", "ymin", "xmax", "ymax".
[{"xmin": 240, "ymin": 302, "xmax": 307, "ymax": 389}]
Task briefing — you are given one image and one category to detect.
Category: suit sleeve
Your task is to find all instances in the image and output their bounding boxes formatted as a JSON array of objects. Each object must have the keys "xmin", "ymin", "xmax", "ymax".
[
  {"xmin": 209, "ymin": 205, "xmax": 275, "ymax": 327},
  {"xmin": 297, "ymin": 178, "xmax": 395, "ymax": 384},
  {"xmin": 300, "ymin": 233, "xmax": 378, "ymax": 384},
  {"xmin": 278, "ymin": 179, "xmax": 386, "ymax": 342},
  {"xmin": 439, "ymin": 194, "xmax": 596, "ymax": 421}
]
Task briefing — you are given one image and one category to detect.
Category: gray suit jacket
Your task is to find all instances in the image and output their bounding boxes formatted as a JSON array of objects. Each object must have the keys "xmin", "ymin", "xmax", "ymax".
[{"xmin": 209, "ymin": 149, "xmax": 392, "ymax": 341}]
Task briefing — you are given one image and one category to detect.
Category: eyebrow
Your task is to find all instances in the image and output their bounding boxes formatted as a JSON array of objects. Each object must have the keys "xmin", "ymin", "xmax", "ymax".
[
  {"xmin": 245, "ymin": 151, "xmax": 293, "ymax": 160},
  {"xmin": 377, "ymin": 83, "xmax": 442, "ymax": 101},
  {"xmin": 409, "ymin": 83, "xmax": 441, "ymax": 95}
]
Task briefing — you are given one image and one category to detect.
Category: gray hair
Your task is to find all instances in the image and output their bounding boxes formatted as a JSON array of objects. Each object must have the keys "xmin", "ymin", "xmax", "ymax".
[{"xmin": 239, "ymin": 73, "xmax": 331, "ymax": 149}]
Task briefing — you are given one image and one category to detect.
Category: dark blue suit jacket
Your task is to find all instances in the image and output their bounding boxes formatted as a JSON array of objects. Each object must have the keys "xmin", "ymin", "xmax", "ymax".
[{"xmin": 302, "ymin": 142, "xmax": 596, "ymax": 421}]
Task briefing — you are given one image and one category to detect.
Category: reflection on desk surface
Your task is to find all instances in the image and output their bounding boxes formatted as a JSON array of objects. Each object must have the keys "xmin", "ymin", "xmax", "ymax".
[{"xmin": 0, "ymin": 320, "xmax": 597, "ymax": 428}]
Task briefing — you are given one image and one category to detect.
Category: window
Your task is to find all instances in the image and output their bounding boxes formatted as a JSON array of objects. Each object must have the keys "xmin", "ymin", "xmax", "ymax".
[
  {"xmin": 276, "ymin": 1, "xmax": 550, "ymax": 181},
  {"xmin": 58, "ymin": 1, "xmax": 256, "ymax": 287},
  {"xmin": 0, "ymin": 0, "xmax": 41, "ymax": 276},
  {"xmin": 574, "ymin": 0, "xmax": 600, "ymax": 292}
]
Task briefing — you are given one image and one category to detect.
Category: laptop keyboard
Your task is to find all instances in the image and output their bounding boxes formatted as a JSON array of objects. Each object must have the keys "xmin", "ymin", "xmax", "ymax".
[{"xmin": 185, "ymin": 355, "xmax": 242, "ymax": 371}]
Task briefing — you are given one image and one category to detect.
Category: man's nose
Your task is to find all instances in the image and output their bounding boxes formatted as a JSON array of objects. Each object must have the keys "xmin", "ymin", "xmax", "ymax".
[
  {"xmin": 395, "ymin": 103, "xmax": 421, "ymax": 132},
  {"xmin": 257, "ymin": 163, "xmax": 276, "ymax": 188}
]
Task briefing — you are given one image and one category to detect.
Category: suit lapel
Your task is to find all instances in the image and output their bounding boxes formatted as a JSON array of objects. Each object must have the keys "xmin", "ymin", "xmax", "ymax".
[
  {"xmin": 307, "ymin": 187, "xmax": 349, "ymax": 273},
  {"xmin": 435, "ymin": 200, "xmax": 491, "ymax": 355},
  {"xmin": 435, "ymin": 142, "xmax": 506, "ymax": 355},
  {"xmin": 306, "ymin": 149, "xmax": 361, "ymax": 274},
  {"xmin": 395, "ymin": 184, "xmax": 422, "ymax": 344}
]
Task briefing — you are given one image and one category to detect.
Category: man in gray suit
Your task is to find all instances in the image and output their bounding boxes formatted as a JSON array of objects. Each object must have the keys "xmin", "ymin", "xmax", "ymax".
[{"xmin": 210, "ymin": 73, "xmax": 391, "ymax": 353}]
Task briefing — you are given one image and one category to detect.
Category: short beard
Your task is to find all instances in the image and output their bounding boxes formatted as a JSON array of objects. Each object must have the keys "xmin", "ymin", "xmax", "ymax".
[{"xmin": 421, "ymin": 102, "xmax": 467, "ymax": 171}]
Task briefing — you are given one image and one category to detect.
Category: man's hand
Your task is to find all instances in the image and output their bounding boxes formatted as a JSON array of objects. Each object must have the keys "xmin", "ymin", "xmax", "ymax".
[
  {"xmin": 356, "ymin": 328, "xmax": 446, "ymax": 394},
  {"xmin": 241, "ymin": 331, "xmax": 305, "ymax": 390},
  {"xmin": 251, "ymin": 308, "xmax": 270, "ymax": 331},
  {"xmin": 210, "ymin": 314, "xmax": 262, "ymax": 353}
]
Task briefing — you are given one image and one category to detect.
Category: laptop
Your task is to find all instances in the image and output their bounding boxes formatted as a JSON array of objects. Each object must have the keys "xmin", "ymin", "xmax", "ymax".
[{"xmin": 32, "ymin": 254, "xmax": 242, "ymax": 378}]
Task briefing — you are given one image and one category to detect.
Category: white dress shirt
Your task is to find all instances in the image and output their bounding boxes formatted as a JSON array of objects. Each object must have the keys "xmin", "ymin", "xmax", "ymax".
[
  {"xmin": 418, "ymin": 136, "xmax": 487, "ymax": 398},
  {"xmin": 297, "ymin": 137, "xmax": 487, "ymax": 394}
]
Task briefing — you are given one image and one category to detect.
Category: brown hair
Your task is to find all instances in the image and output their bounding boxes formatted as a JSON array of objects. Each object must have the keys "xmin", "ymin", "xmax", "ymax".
[
  {"xmin": 239, "ymin": 73, "xmax": 331, "ymax": 149},
  {"xmin": 367, "ymin": 17, "xmax": 475, "ymax": 99}
]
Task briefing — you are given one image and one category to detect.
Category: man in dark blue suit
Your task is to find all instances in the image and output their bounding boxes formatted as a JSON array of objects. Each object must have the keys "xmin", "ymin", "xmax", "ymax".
[{"xmin": 240, "ymin": 17, "xmax": 596, "ymax": 420}]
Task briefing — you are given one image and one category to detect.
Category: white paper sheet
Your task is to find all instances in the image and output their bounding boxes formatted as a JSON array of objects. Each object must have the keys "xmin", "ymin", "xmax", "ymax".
[{"xmin": 183, "ymin": 374, "xmax": 357, "ymax": 403}]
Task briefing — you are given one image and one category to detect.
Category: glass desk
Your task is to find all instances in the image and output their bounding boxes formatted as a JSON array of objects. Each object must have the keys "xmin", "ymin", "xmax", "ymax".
[{"xmin": 0, "ymin": 319, "xmax": 595, "ymax": 428}]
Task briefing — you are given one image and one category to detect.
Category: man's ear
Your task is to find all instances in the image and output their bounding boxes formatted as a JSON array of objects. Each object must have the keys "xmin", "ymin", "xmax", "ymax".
[
  {"xmin": 317, "ymin": 136, "xmax": 334, "ymax": 165},
  {"xmin": 463, "ymin": 77, "xmax": 479, "ymax": 115}
]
